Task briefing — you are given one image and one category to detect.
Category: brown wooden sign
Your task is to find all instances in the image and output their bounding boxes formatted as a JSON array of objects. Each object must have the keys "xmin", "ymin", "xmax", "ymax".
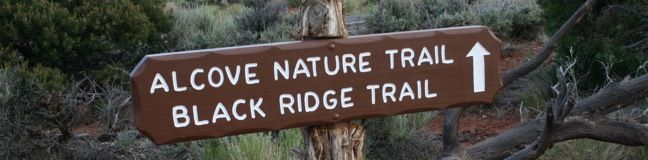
[{"xmin": 130, "ymin": 26, "xmax": 502, "ymax": 144}]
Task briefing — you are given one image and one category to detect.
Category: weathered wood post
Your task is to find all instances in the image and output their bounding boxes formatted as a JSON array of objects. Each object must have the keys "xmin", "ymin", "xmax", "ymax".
[{"xmin": 300, "ymin": 0, "xmax": 365, "ymax": 159}]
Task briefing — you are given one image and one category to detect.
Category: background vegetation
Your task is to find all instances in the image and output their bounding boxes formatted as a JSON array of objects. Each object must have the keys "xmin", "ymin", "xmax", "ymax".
[
  {"xmin": 540, "ymin": 0, "xmax": 648, "ymax": 90},
  {"xmin": 1, "ymin": 0, "xmax": 646, "ymax": 159},
  {"xmin": 364, "ymin": 0, "xmax": 543, "ymax": 40}
]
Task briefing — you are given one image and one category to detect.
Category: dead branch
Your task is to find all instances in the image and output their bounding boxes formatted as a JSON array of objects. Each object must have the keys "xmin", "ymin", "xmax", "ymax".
[
  {"xmin": 441, "ymin": 108, "xmax": 464, "ymax": 160},
  {"xmin": 501, "ymin": 0, "xmax": 597, "ymax": 86},
  {"xmin": 504, "ymin": 68, "xmax": 575, "ymax": 160},
  {"xmin": 571, "ymin": 74, "xmax": 648, "ymax": 118},
  {"xmin": 465, "ymin": 73, "xmax": 648, "ymax": 160},
  {"xmin": 440, "ymin": 1, "xmax": 598, "ymax": 159}
]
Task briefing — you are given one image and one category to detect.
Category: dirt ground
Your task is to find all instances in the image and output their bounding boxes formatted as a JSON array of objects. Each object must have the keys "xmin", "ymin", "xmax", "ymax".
[
  {"xmin": 427, "ymin": 40, "xmax": 544, "ymax": 146},
  {"xmin": 428, "ymin": 108, "xmax": 521, "ymax": 146}
]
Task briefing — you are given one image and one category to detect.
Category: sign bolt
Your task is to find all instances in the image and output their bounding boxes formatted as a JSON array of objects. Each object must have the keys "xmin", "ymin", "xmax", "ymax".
[
  {"xmin": 329, "ymin": 43, "xmax": 336, "ymax": 51},
  {"xmin": 333, "ymin": 113, "xmax": 340, "ymax": 120}
]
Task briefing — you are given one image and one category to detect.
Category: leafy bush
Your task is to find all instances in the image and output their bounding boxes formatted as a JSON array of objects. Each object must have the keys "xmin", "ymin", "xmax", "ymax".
[
  {"xmin": 15, "ymin": 64, "xmax": 69, "ymax": 96},
  {"xmin": 0, "ymin": 63, "xmax": 80, "ymax": 158},
  {"xmin": 89, "ymin": 63, "xmax": 131, "ymax": 88},
  {"xmin": 419, "ymin": 0, "xmax": 470, "ymax": 28},
  {"xmin": 168, "ymin": 129, "xmax": 302, "ymax": 159},
  {"xmin": 540, "ymin": 0, "xmax": 648, "ymax": 90},
  {"xmin": 176, "ymin": 0, "xmax": 224, "ymax": 5},
  {"xmin": 420, "ymin": 0, "xmax": 468, "ymax": 16},
  {"xmin": 472, "ymin": 0, "xmax": 542, "ymax": 39},
  {"xmin": 0, "ymin": 67, "xmax": 14, "ymax": 104},
  {"xmin": 258, "ymin": 11, "xmax": 299, "ymax": 43},
  {"xmin": 344, "ymin": 0, "xmax": 362, "ymax": 15},
  {"xmin": 436, "ymin": 10, "xmax": 479, "ymax": 28},
  {"xmin": 365, "ymin": 0, "xmax": 541, "ymax": 40},
  {"xmin": 0, "ymin": 46, "xmax": 22, "ymax": 66},
  {"xmin": 169, "ymin": 4, "xmax": 241, "ymax": 50},
  {"xmin": 168, "ymin": 1, "xmax": 295, "ymax": 50},
  {"xmin": 0, "ymin": 0, "xmax": 171, "ymax": 74},
  {"xmin": 365, "ymin": 0, "xmax": 421, "ymax": 33},
  {"xmin": 258, "ymin": 20, "xmax": 297, "ymax": 43},
  {"xmin": 287, "ymin": 0, "xmax": 301, "ymax": 8},
  {"xmin": 235, "ymin": 0, "xmax": 288, "ymax": 44},
  {"xmin": 115, "ymin": 131, "xmax": 138, "ymax": 149}
]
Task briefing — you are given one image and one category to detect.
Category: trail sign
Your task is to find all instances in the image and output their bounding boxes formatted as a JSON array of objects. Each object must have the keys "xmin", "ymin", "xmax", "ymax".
[{"xmin": 130, "ymin": 26, "xmax": 502, "ymax": 144}]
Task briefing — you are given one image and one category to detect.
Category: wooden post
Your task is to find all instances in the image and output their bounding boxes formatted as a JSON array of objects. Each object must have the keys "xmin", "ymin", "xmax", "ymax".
[{"xmin": 300, "ymin": 0, "xmax": 364, "ymax": 160}]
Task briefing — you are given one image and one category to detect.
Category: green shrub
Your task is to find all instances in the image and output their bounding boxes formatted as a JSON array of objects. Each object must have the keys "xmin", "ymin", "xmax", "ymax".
[
  {"xmin": 365, "ymin": 0, "xmax": 421, "ymax": 33},
  {"xmin": 344, "ymin": 0, "xmax": 362, "ymax": 15},
  {"xmin": 89, "ymin": 63, "xmax": 131, "ymax": 88},
  {"xmin": 116, "ymin": 131, "xmax": 138, "ymax": 149},
  {"xmin": 258, "ymin": 11, "xmax": 299, "ymax": 43},
  {"xmin": 436, "ymin": 10, "xmax": 479, "ymax": 28},
  {"xmin": 0, "ymin": 46, "xmax": 22, "ymax": 66},
  {"xmin": 235, "ymin": 0, "xmax": 288, "ymax": 44},
  {"xmin": 472, "ymin": 0, "xmax": 542, "ymax": 39},
  {"xmin": 63, "ymin": 140, "xmax": 116, "ymax": 160},
  {"xmin": 169, "ymin": 1, "xmax": 294, "ymax": 49},
  {"xmin": 518, "ymin": 66, "xmax": 555, "ymax": 116},
  {"xmin": 0, "ymin": 63, "xmax": 81, "ymax": 158},
  {"xmin": 363, "ymin": 112, "xmax": 439, "ymax": 159},
  {"xmin": 0, "ymin": 0, "xmax": 171, "ymax": 74},
  {"xmin": 16, "ymin": 64, "xmax": 68, "ymax": 96},
  {"xmin": 0, "ymin": 65, "xmax": 17, "ymax": 104},
  {"xmin": 540, "ymin": 0, "xmax": 648, "ymax": 89},
  {"xmin": 169, "ymin": 4, "xmax": 241, "ymax": 50},
  {"xmin": 477, "ymin": 8, "xmax": 513, "ymax": 37},
  {"xmin": 259, "ymin": 21, "xmax": 296, "ymax": 43},
  {"xmin": 174, "ymin": 129, "xmax": 302, "ymax": 160},
  {"xmin": 287, "ymin": 0, "xmax": 301, "ymax": 8},
  {"xmin": 176, "ymin": 0, "xmax": 226, "ymax": 5},
  {"xmin": 419, "ymin": 0, "xmax": 470, "ymax": 28},
  {"xmin": 214, "ymin": 130, "xmax": 302, "ymax": 160}
]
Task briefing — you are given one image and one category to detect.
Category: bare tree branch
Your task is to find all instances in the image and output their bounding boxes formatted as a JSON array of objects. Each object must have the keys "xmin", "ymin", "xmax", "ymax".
[
  {"xmin": 440, "ymin": 1, "xmax": 597, "ymax": 158},
  {"xmin": 571, "ymin": 74, "xmax": 648, "ymax": 118},
  {"xmin": 467, "ymin": 117, "xmax": 648, "ymax": 160},
  {"xmin": 441, "ymin": 108, "xmax": 464, "ymax": 160},
  {"xmin": 465, "ymin": 73, "xmax": 648, "ymax": 160},
  {"xmin": 504, "ymin": 68, "xmax": 575, "ymax": 160},
  {"xmin": 552, "ymin": 118, "xmax": 648, "ymax": 146},
  {"xmin": 501, "ymin": 0, "xmax": 597, "ymax": 86}
]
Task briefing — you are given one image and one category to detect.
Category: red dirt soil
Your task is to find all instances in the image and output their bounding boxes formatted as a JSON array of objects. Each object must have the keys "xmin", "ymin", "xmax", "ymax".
[
  {"xmin": 428, "ymin": 108, "xmax": 520, "ymax": 146},
  {"xmin": 427, "ymin": 40, "xmax": 543, "ymax": 146}
]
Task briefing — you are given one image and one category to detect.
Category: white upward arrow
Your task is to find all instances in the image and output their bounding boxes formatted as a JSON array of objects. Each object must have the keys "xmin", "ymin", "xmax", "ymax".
[{"xmin": 466, "ymin": 42, "xmax": 491, "ymax": 93}]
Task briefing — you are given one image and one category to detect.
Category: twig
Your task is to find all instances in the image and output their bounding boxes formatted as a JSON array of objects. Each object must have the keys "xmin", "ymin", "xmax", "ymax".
[
  {"xmin": 441, "ymin": 1, "xmax": 597, "ymax": 158},
  {"xmin": 504, "ymin": 67, "xmax": 575, "ymax": 160},
  {"xmin": 502, "ymin": 0, "xmax": 597, "ymax": 86}
]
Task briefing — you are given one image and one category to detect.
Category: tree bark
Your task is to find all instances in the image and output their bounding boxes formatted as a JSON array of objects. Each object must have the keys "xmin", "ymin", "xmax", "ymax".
[
  {"xmin": 301, "ymin": 0, "xmax": 348, "ymax": 39},
  {"xmin": 437, "ymin": 0, "xmax": 648, "ymax": 159},
  {"xmin": 440, "ymin": 1, "xmax": 598, "ymax": 157},
  {"xmin": 302, "ymin": 123, "xmax": 365, "ymax": 160},
  {"xmin": 441, "ymin": 108, "xmax": 464, "ymax": 160},
  {"xmin": 300, "ymin": 1, "xmax": 364, "ymax": 160},
  {"xmin": 466, "ymin": 117, "xmax": 648, "ymax": 160},
  {"xmin": 465, "ymin": 73, "xmax": 648, "ymax": 160}
]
